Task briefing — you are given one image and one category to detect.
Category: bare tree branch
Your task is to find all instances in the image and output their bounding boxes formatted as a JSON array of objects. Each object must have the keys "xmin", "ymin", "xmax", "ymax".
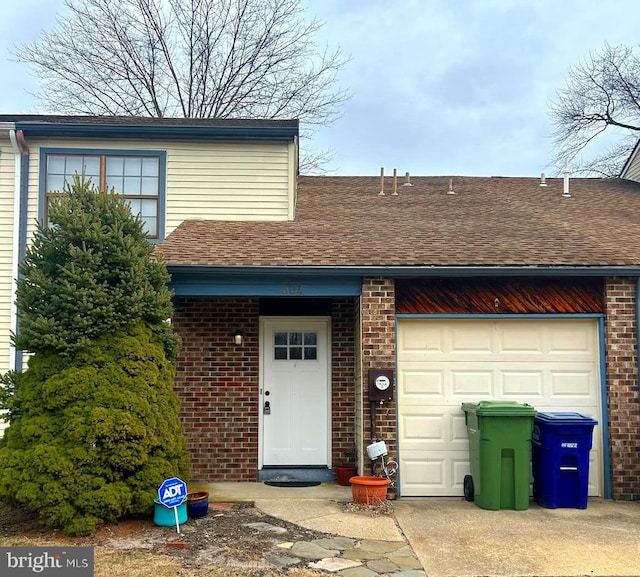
[
  {"xmin": 15, "ymin": 0, "xmax": 350, "ymax": 173},
  {"xmin": 549, "ymin": 43, "xmax": 640, "ymax": 176}
]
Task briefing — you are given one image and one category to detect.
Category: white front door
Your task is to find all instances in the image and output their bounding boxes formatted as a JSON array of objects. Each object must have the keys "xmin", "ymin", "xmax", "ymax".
[{"xmin": 261, "ymin": 318, "xmax": 330, "ymax": 466}]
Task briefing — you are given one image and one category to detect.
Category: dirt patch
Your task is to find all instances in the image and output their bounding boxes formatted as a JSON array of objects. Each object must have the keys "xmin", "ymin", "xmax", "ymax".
[{"xmin": 0, "ymin": 500, "xmax": 336, "ymax": 574}]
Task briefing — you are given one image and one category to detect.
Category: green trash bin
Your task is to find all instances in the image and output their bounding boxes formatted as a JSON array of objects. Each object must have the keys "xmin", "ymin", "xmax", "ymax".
[{"xmin": 462, "ymin": 400, "xmax": 536, "ymax": 510}]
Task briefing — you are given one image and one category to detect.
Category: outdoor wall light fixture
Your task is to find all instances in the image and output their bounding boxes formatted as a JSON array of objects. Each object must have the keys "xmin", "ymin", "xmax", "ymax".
[{"xmin": 233, "ymin": 330, "xmax": 244, "ymax": 346}]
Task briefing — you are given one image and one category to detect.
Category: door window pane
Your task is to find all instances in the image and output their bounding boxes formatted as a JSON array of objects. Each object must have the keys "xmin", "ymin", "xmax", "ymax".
[{"xmin": 273, "ymin": 331, "xmax": 319, "ymax": 360}]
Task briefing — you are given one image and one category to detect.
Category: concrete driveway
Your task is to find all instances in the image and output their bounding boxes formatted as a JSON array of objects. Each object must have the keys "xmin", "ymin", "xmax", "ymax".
[{"xmin": 393, "ymin": 498, "xmax": 640, "ymax": 577}]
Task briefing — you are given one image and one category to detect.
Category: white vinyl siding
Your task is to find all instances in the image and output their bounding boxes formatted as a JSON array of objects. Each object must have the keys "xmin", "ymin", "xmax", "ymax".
[
  {"xmin": 165, "ymin": 141, "xmax": 291, "ymax": 232},
  {"xmin": 397, "ymin": 318, "xmax": 602, "ymax": 499},
  {"xmin": 0, "ymin": 142, "xmax": 16, "ymax": 377},
  {"xmin": 623, "ymin": 155, "xmax": 640, "ymax": 182},
  {"xmin": 28, "ymin": 137, "xmax": 293, "ymax": 238},
  {"xmin": 0, "ymin": 140, "xmax": 17, "ymax": 434}
]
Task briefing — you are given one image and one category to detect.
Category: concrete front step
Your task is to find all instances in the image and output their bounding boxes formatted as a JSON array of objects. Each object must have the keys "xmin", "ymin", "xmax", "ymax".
[{"xmin": 258, "ymin": 467, "xmax": 334, "ymax": 483}]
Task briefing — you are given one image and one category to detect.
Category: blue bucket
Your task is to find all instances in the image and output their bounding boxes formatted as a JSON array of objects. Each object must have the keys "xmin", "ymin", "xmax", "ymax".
[{"xmin": 153, "ymin": 498, "xmax": 187, "ymax": 526}]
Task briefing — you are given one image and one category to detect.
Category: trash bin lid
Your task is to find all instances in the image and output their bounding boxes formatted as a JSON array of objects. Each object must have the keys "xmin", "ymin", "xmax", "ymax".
[
  {"xmin": 462, "ymin": 400, "xmax": 536, "ymax": 416},
  {"xmin": 535, "ymin": 412, "xmax": 598, "ymax": 426}
]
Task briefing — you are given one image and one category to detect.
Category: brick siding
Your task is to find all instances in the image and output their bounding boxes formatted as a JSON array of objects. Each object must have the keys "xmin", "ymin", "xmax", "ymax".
[
  {"xmin": 361, "ymin": 278, "xmax": 397, "ymax": 477},
  {"xmin": 331, "ymin": 299, "xmax": 357, "ymax": 469},
  {"xmin": 173, "ymin": 297, "xmax": 357, "ymax": 482},
  {"xmin": 604, "ymin": 277, "xmax": 640, "ymax": 499},
  {"xmin": 172, "ymin": 298, "xmax": 260, "ymax": 481}
]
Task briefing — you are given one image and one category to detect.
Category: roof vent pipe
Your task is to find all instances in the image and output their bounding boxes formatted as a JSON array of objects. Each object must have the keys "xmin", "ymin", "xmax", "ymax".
[
  {"xmin": 562, "ymin": 169, "xmax": 571, "ymax": 198},
  {"xmin": 403, "ymin": 172, "xmax": 413, "ymax": 187},
  {"xmin": 447, "ymin": 177, "xmax": 456, "ymax": 195},
  {"xmin": 392, "ymin": 168, "xmax": 398, "ymax": 195},
  {"xmin": 539, "ymin": 173, "xmax": 548, "ymax": 187},
  {"xmin": 379, "ymin": 167, "xmax": 385, "ymax": 196}
]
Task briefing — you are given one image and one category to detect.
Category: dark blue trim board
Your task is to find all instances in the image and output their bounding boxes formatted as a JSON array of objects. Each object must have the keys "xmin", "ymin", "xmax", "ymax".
[
  {"xmin": 393, "ymin": 313, "xmax": 611, "ymax": 500},
  {"xmin": 598, "ymin": 317, "xmax": 611, "ymax": 499},
  {"xmin": 167, "ymin": 264, "xmax": 640, "ymax": 278},
  {"xmin": 16, "ymin": 123, "xmax": 298, "ymax": 142},
  {"xmin": 170, "ymin": 274, "xmax": 362, "ymax": 297}
]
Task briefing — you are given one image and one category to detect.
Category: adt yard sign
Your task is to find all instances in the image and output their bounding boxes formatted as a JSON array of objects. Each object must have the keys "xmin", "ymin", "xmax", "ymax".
[
  {"xmin": 158, "ymin": 477, "xmax": 187, "ymax": 533},
  {"xmin": 158, "ymin": 477, "xmax": 187, "ymax": 508}
]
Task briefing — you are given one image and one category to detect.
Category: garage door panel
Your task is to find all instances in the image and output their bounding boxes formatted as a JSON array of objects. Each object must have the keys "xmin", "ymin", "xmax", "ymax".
[
  {"xmin": 399, "ymin": 406, "xmax": 469, "ymax": 450},
  {"xmin": 501, "ymin": 370, "xmax": 544, "ymax": 397},
  {"xmin": 399, "ymin": 322, "xmax": 446, "ymax": 354},
  {"xmin": 401, "ymin": 452, "xmax": 471, "ymax": 496},
  {"xmin": 451, "ymin": 370, "xmax": 494, "ymax": 396},
  {"xmin": 547, "ymin": 323, "xmax": 596, "ymax": 355},
  {"xmin": 398, "ymin": 318, "xmax": 602, "ymax": 498},
  {"xmin": 550, "ymin": 370, "xmax": 596, "ymax": 398},
  {"xmin": 497, "ymin": 324, "xmax": 543, "ymax": 353},
  {"xmin": 451, "ymin": 324, "xmax": 493, "ymax": 353},
  {"xmin": 401, "ymin": 455, "xmax": 447, "ymax": 494},
  {"xmin": 401, "ymin": 369, "xmax": 444, "ymax": 398}
]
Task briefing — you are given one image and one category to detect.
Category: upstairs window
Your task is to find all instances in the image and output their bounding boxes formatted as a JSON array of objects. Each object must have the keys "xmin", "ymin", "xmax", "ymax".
[{"xmin": 44, "ymin": 150, "xmax": 164, "ymax": 240}]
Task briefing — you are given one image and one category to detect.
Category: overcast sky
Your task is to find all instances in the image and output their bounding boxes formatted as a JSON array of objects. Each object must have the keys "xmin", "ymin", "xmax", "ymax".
[{"xmin": 2, "ymin": 0, "xmax": 640, "ymax": 176}]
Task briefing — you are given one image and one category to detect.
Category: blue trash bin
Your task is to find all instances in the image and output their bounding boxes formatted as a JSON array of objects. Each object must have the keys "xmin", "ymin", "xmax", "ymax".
[{"xmin": 532, "ymin": 412, "xmax": 597, "ymax": 509}]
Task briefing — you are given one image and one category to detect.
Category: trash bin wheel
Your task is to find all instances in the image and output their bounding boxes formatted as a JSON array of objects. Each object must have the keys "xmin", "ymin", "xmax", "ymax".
[{"xmin": 463, "ymin": 475, "xmax": 474, "ymax": 502}]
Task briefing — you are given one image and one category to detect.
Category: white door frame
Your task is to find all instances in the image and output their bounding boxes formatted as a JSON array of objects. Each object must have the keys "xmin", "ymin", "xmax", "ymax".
[{"xmin": 258, "ymin": 316, "xmax": 332, "ymax": 469}]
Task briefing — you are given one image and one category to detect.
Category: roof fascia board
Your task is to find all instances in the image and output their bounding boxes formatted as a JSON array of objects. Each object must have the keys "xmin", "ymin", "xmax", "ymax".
[
  {"xmin": 170, "ymin": 275, "xmax": 362, "ymax": 297},
  {"xmin": 14, "ymin": 122, "xmax": 298, "ymax": 142},
  {"xmin": 167, "ymin": 265, "xmax": 640, "ymax": 278}
]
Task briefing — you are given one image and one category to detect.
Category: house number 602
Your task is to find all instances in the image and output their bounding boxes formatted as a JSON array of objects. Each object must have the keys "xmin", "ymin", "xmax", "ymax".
[{"xmin": 282, "ymin": 285, "xmax": 302, "ymax": 295}]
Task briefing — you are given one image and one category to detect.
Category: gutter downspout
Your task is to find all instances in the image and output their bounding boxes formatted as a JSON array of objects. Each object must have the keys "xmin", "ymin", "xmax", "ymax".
[
  {"xmin": 8, "ymin": 129, "xmax": 20, "ymax": 372},
  {"xmin": 10, "ymin": 129, "xmax": 29, "ymax": 373}
]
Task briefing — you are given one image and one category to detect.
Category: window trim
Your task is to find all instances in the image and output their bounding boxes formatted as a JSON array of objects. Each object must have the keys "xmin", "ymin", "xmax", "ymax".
[{"xmin": 39, "ymin": 147, "xmax": 167, "ymax": 242}]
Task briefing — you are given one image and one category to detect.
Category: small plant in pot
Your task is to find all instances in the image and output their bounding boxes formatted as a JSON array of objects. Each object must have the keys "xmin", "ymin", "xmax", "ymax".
[{"xmin": 334, "ymin": 445, "xmax": 358, "ymax": 486}]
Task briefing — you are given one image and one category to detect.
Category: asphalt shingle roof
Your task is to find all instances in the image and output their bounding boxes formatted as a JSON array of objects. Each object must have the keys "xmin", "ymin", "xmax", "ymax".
[{"xmin": 156, "ymin": 175, "xmax": 640, "ymax": 268}]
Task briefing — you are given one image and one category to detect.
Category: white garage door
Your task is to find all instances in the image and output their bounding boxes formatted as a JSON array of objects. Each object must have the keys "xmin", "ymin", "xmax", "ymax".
[{"xmin": 397, "ymin": 318, "xmax": 602, "ymax": 497}]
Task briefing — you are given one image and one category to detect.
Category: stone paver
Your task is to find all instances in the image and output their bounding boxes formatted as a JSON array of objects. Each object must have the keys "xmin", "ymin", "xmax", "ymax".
[
  {"xmin": 341, "ymin": 547, "xmax": 384, "ymax": 561},
  {"xmin": 290, "ymin": 541, "xmax": 340, "ymax": 560},
  {"xmin": 263, "ymin": 531, "xmax": 427, "ymax": 575},
  {"xmin": 358, "ymin": 539, "xmax": 407, "ymax": 554},
  {"xmin": 265, "ymin": 534, "xmax": 426, "ymax": 575},
  {"xmin": 388, "ymin": 552, "xmax": 423, "ymax": 571},
  {"xmin": 312, "ymin": 537, "xmax": 358, "ymax": 550},
  {"xmin": 243, "ymin": 522, "xmax": 288, "ymax": 534},
  {"xmin": 338, "ymin": 567, "xmax": 378, "ymax": 577},
  {"xmin": 366, "ymin": 558, "xmax": 400, "ymax": 573},
  {"xmin": 309, "ymin": 558, "xmax": 363, "ymax": 572},
  {"xmin": 265, "ymin": 555, "xmax": 301, "ymax": 567}
]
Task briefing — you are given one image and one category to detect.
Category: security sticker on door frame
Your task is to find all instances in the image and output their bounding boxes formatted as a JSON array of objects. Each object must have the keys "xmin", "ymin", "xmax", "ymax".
[{"xmin": 368, "ymin": 368, "xmax": 394, "ymax": 402}]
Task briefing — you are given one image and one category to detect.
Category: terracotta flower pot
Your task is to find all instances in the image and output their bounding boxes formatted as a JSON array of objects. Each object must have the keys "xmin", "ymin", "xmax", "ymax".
[
  {"xmin": 335, "ymin": 465, "xmax": 358, "ymax": 486},
  {"xmin": 349, "ymin": 476, "xmax": 390, "ymax": 504}
]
